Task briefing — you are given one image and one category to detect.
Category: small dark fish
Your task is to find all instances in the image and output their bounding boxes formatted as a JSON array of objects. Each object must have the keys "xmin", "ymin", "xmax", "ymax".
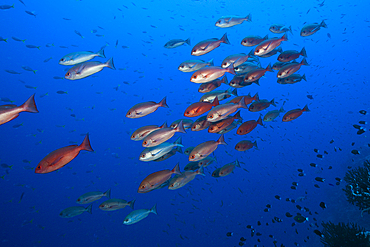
[
  {"xmin": 285, "ymin": 212, "xmax": 293, "ymax": 217},
  {"xmin": 319, "ymin": 202, "xmax": 326, "ymax": 209},
  {"xmin": 293, "ymin": 214, "xmax": 307, "ymax": 223},
  {"xmin": 5, "ymin": 70, "xmax": 21, "ymax": 74},
  {"xmin": 19, "ymin": 192, "xmax": 25, "ymax": 203},
  {"xmin": 359, "ymin": 121, "xmax": 367, "ymax": 124},
  {"xmin": 75, "ymin": 30, "xmax": 84, "ymax": 38},
  {"xmin": 63, "ymin": 18, "xmax": 71, "ymax": 20},
  {"xmin": 359, "ymin": 110, "xmax": 367, "ymax": 115},
  {"xmin": 351, "ymin": 150, "xmax": 360, "ymax": 155},
  {"xmin": 315, "ymin": 177, "xmax": 325, "ymax": 182},
  {"xmin": 25, "ymin": 10, "xmax": 37, "ymax": 17},
  {"xmin": 53, "ymin": 76, "xmax": 64, "ymax": 80},
  {"xmin": 0, "ymin": 4, "xmax": 14, "ymax": 10},
  {"xmin": 56, "ymin": 91, "xmax": 68, "ymax": 94},
  {"xmin": 314, "ymin": 148, "xmax": 319, "ymax": 153},
  {"xmin": 26, "ymin": 45, "xmax": 40, "ymax": 49},
  {"xmin": 327, "ymin": 33, "xmax": 331, "ymax": 38},
  {"xmin": 313, "ymin": 230, "xmax": 323, "ymax": 237},
  {"xmin": 309, "ymin": 163, "xmax": 317, "ymax": 167},
  {"xmin": 12, "ymin": 36, "xmax": 26, "ymax": 42},
  {"xmin": 226, "ymin": 232, "xmax": 233, "ymax": 237},
  {"xmin": 316, "ymin": 154, "xmax": 323, "ymax": 158},
  {"xmin": 44, "ymin": 57, "xmax": 52, "ymax": 63},
  {"xmin": 357, "ymin": 129, "xmax": 366, "ymax": 135},
  {"xmin": 275, "ymin": 195, "xmax": 281, "ymax": 200},
  {"xmin": 13, "ymin": 123, "xmax": 23, "ymax": 128},
  {"xmin": 19, "ymin": 0, "xmax": 26, "ymax": 6},
  {"xmin": 306, "ymin": 94, "xmax": 313, "ymax": 99},
  {"xmin": 1, "ymin": 163, "xmax": 12, "ymax": 169}
]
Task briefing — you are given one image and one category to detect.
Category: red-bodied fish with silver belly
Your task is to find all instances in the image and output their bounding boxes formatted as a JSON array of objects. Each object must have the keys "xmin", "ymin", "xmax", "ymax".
[{"xmin": 0, "ymin": 94, "xmax": 38, "ymax": 126}]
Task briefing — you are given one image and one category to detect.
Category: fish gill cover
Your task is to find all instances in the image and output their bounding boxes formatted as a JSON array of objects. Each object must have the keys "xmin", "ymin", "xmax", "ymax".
[{"xmin": 0, "ymin": 0, "xmax": 369, "ymax": 246}]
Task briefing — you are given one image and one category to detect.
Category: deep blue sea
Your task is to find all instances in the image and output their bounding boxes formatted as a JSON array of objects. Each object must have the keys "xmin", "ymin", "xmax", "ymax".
[{"xmin": 1, "ymin": 0, "xmax": 370, "ymax": 246}]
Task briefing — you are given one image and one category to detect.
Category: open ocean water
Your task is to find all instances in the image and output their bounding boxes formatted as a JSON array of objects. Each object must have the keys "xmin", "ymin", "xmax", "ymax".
[{"xmin": 1, "ymin": 0, "xmax": 370, "ymax": 246}]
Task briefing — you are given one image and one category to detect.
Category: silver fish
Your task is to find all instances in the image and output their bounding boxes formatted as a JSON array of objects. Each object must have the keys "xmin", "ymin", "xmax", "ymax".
[
  {"xmin": 123, "ymin": 204, "xmax": 157, "ymax": 225},
  {"xmin": 59, "ymin": 48, "xmax": 105, "ymax": 65},
  {"xmin": 65, "ymin": 58, "xmax": 115, "ymax": 80}
]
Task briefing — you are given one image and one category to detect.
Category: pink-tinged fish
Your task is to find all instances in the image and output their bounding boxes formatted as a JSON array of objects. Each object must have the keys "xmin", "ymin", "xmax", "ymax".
[
  {"xmin": 138, "ymin": 163, "xmax": 181, "ymax": 193},
  {"xmin": 244, "ymin": 64, "xmax": 273, "ymax": 83},
  {"xmin": 277, "ymin": 58, "xmax": 309, "ymax": 78},
  {"xmin": 215, "ymin": 14, "xmax": 251, "ymax": 28},
  {"xmin": 277, "ymin": 74, "xmax": 306, "ymax": 84},
  {"xmin": 184, "ymin": 97, "xmax": 219, "ymax": 118},
  {"xmin": 208, "ymin": 111, "xmax": 242, "ymax": 133},
  {"xmin": 190, "ymin": 65, "xmax": 235, "ymax": 83},
  {"xmin": 198, "ymin": 76, "xmax": 228, "ymax": 93},
  {"xmin": 126, "ymin": 97, "xmax": 168, "ymax": 118},
  {"xmin": 278, "ymin": 47, "xmax": 307, "ymax": 62},
  {"xmin": 131, "ymin": 122, "xmax": 167, "ymax": 141},
  {"xmin": 300, "ymin": 20, "xmax": 327, "ymax": 37},
  {"xmin": 99, "ymin": 199, "xmax": 135, "ymax": 211},
  {"xmin": 241, "ymin": 35, "xmax": 268, "ymax": 47},
  {"xmin": 77, "ymin": 189, "xmax": 111, "ymax": 204},
  {"xmin": 191, "ymin": 33, "xmax": 230, "ymax": 56},
  {"xmin": 191, "ymin": 116, "xmax": 211, "ymax": 131},
  {"xmin": 282, "ymin": 105, "xmax": 310, "ymax": 122},
  {"xmin": 65, "ymin": 57, "xmax": 115, "ymax": 80},
  {"xmin": 249, "ymin": 99, "xmax": 276, "ymax": 112},
  {"xmin": 0, "ymin": 94, "xmax": 38, "ymax": 126},
  {"xmin": 269, "ymin": 24, "xmax": 292, "ymax": 34},
  {"xmin": 170, "ymin": 119, "xmax": 194, "ymax": 129},
  {"xmin": 258, "ymin": 47, "xmax": 283, "ymax": 58},
  {"xmin": 168, "ymin": 167, "xmax": 205, "ymax": 190},
  {"xmin": 217, "ymin": 160, "xmax": 241, "ymax": 177},
  {"xmin": 207, "ymin": 97, "xmax": 247, "ymax": 122},
  {"xmin": 142, "ymin": 120, "xmax": 186, "ymax": 147},
  {"xmin": 254, "ymin": 34, "xmax": 288, "ymax": 56},
  {"xmin": 237, "ymin": 115, "xmax": 263, "ymax": 135},
  {"xmin": 153, "ymin": 146, "xmax": 182, "ymax": 162},
  {"xmin": 235, "ymin": 140, "xmax": 258, "ymax": 151},
  {"xmin": 189, "ymin": 135, "xmax": 227, "ymax": 161},
  {"xmin": 272, "ymin": 61, "xmax": 291, "ymax": 71},
  {"xmin": 200, "ymin": 88, "xmax": 237, "ymax": 103},
  {"xmin": 221, "ymin": 53, "xmax": 250, "ymax": 68},
  {"xmin": 35, "ymin": 134, "xmax": 94, "ymax": 174},
  {"xmin": 229, "ymin": 93, "xmax": 259, "ymax": 105}
]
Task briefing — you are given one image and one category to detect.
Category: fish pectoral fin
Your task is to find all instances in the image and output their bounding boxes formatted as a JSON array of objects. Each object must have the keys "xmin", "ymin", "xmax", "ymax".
[
  {"xmin": 202, "ymin": 42, "xmax": 212, "ymax": 51},
  {"xmin": 49, "ymin": 156, "xmax": 64, "ymax": 167},
  {"xmin": 135, "ymin": 111, "xmax": 143, "ymax": 115}
]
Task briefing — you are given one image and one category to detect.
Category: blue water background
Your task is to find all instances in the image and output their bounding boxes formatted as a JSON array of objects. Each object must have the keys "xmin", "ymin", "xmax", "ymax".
[{"xmin": 1, "ymin": 0, "xmax": 370, "ymax": 246}]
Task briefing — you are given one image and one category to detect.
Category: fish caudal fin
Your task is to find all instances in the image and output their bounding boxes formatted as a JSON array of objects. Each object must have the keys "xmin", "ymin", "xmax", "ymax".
[
  {"xmin": 212, "ymin": 97, "xmax": 220, "ymax": 107},
  {"xmin": 245, "ymin": 13, "xmax": 252, "ymax": 22},
  {"xmin": 226, "ymin": 64, "xmax": 236, "ymax": 75},
  {"xmin": 220, "ymin": 33, "xmax": 230, "ymax": 45},
  {"xmin": 174, "ymin": 146, "xmax": 183, "ymax": 154},
  {"xmin": 300, "ymin": 58, "xmax": 309, "ymax": 66},
  {"xmin": 158, "ymin": 97, "xmax": 169, "ymax": 108},
  {"xmin": 279, "ymin": 106, "xmax": 286, "ymax": 113},
  {"xmin": 257, "ymin": 115, "xmax": 264, "ymax": 126},
  {"xmin": 217, "ymin": 134, "xmax": 227, "ymax": 145},
  {"xmin": 301, "ymin": 47, "xmax": 307, "ymax": 57},
  {"xmin": 80, "ymin": 134, "xmax": 94, "ymax": 152},
  {"xmin": 253, "ymin": 141, "xmax": 258, "ymax": 149},
  {"xmin": 175, "ymin": 120, "xmax": 186, "ymax": 133},
  {"xmin": 263, "ymin": 34, "xmax": 269, "ymax": 40},
  {"xmin": 234, "ymin": 110, "xmax": 243, "ymax": 121},
  {"xmin": 174, "ymin": 137, "xmax": 184, "ymax": 148},
  {"xmin": 266, "ymin": 63, "xmax": 273, "ymax": 72},
  {"xmin": 160, "ymin": 121, "xmax": 168, "ymax": 128},
  {"xmin": 270, "ymin": 98, "xmax": 276, "ymax": 107},
  {"xmin": 86, "ymin": 204, "xmax": 93, "ymax": 214},
  {"xmin": 289, "ymin": 25, "xmax": 293, "ymax": 34},
  {"xmin": 128, "ymin": 199, "xmax": 136, "ymax": 210},
  {"xmin": 21, "ymin": 94, "xmax": 39, "ymax": 113},
  {"xmin": 105, "ymin": 57, "xmax": 116, "ymax": 70},
  {"xmin": 320, "ymin": 20, "xmax": 328, "ymax": 28},
  {"xmin": 151, "ymin": 204, "xmax": 158, "ymax": 215},
  {"xmin": 231, "ymin": 88, "xmax": 238, "ymax": 97},
  {"xmin": 221, "ymin": 75, "xmax": 228, "ymax": 85},
  {"xmin": 196, "ymin": 166, "xmax": 206, "ymax": 176},
  {"xmin": 235, "ymin": 159, "xmax": 241, "ymax": 168},
  {"xmin": 302, "ymin": 105, "xmax": 310, "ymax": 112},
  {"xmin": 208, "ymin": 58, "xmax": 214, "ymax": 66},
  {"xmin": 302, "ymin": 74, "xmax": 307, "ymax": 81},
  {"xmin": 281, "ymin": 33, "xmax": 288, "ymax": 41},
  {"xmin": 172, "ymin": 163, "xmax": 181, "ymax": 175},
  {"xmin": 97, "ymin": 47, "xmax": 106, "ymax": 58},
  {"xmin": 253, "ymin": 92, "xmax": 260, "ymax": 101},
  {"xmin": 185, "ymin": 38, "xmax": 191, "ymax": 46},
  {"xmin": 104, "ymin": 188, "xmax": 111, "ymax": 199},
  {"xmin": 238, "ymin": 97, "xmax": 248, "ymax": 109}
]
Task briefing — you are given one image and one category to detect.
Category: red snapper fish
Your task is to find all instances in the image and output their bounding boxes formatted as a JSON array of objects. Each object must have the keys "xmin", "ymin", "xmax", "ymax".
[
  {"xmin": 35, "ymin": 134, "xmax": 94, "ymax": 174},
  {"xmin": 0, "ymin": 94, "xmax": 38, "ymax": 126},
  {"xmin": 191, "ymin": 33, "xmax": 230, "ymax": 56}
]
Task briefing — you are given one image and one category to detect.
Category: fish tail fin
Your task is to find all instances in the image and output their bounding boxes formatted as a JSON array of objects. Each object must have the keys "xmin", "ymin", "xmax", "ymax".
[
  {"xmin": 158, "ymin": 97, "xmax": 169, "ymax": 108},
  {"xmin": 266, "ymin": 63, "xmax": 273, "ymax": 72},
  {"xmin": 217, "ymin": 134, "xmax": 227, "ymax": 145},
  {"xmin": 300, "ymin": 58, "xmax": 309, "ymax": 66},
  {"xmin": 220, "ymin": 33, "xmax": 230, "ymax": 45},
  {"xmin": 248, "ymin": 49, "xmax": 255, "ymax": 56},
  {"xmin": 32, "ymin": 70, "xmax": 37, "ymax": 74},
  {"xmin": 151, "ymin": 204, "xmax": 158, "ymax": 215},
  {"xmin": 172, "ymin": 163, "xmax": 181, "ymax": 175},
  {"xmin": 270, "ymin": 98, "xmax": 276, "ymax": 107},
  {"xmin": 263, "ymin": 34, "xmax": 269, "ymax": 40},
  {"xmin": 279, "ymin": 106, "xmax": 286, "ymax": 113},
  {"xmin": 97, "ymin": 47, "xmax": 106, "ymax": 58},
  {"xmin": 185, "ymin": 38, "xmax": 191, "ymax": 46},
  {"xmin": 174, "ymin": 136, "xmax": 183, "ymax": 147},
  {"xmin": 301, "ymin": 47, "xmax": 307, "ymax": 57},
  {"xmin": 221, "ymin": 75, "xmax": 228, "ymax": 85},
  {"xmin": 235, "ymin": 159, "xmax": 241, "ymax": 168},
  {"xmin": 104, "ymin": 188, "xmax": 111, "ymax": 199},
  {"xmin": 303, "ymin": 105, "xmax": 310, "ymax": 112},
  {"xmin": 212, "ymin": 97, "xmax": 220, "ymax": 107},
  {"xmin": 238, "ymin": 97, "xmax": 248, "ymax": 109},
  {"xmin": 4, "ymin": 38, "xmax": 8, "ymax": 42},
  {"xmin": 302, "ymin": 74, "xmax": 307, "ymax": 81},
  {"xmin": 80, "ymin": 134, "xmax": 94, "ymax": 152},
  {"xmin": 245, "ymin": 13, "xmax": 252, "ymax": 22},
  {"xmin": 254, "ymin": 79, "xmax": 260, "ymax": 86},
  {"xmin": 234, "ymin": 110, "xmax": 242, "ymax": 121},
  {"xmin": 160, "ymin": 121, "xmax": 168, "ymax": 128},
  {"xmin": 86, "ymin": 204, "xmax": 93, "ymax": 214},
  {"xmin": 226, "ymin": 64, "xmax": 236, "ymax": 75},
  {"xmin": 257, "ymin": 115, "xmax": 264, "ymax": 126},
  {"xmin": 281, "ymin": 33, "xmax": 288, "ymax": 41},
  {"xmin": 105, "ymin": 57, "xmax": 116, "ymax": 70},
  {"xmin": 208, "ymin": 58, "xmax": 214, "ymax": 66},
  {"xmin": 253, "ymin": 92, "xmax": 260, "ymax": 101},
  {"xmin": 231, "ymin": 88, "xmax": 238, "ymax": 96},
  {"xmin": 253, "ymin": 141, "xmax": 258, "ymax": 149},
  {"xmin": 128, "ymin": 199, "xmax": 136, "ymax": 210},
  {"xmin": 196, "ymin": 166, "xmax": 206, "ymax": 176},
  {"xmin": 320, "ymin": 20, "xmax": 328, "ymax": 28},
  {"xmin": 289, "ymin": 25, "xmax": 293, "ymax": 34},
  {"xmin": 21, "ymin": 94, "xmax": 39, "ymax": 113},
  {"xmin": 175, "ymin": 120, "xmax": 186, "ymax": 133},
  {"xmin": 277, "ymin": 47, "xmax": 283, "ymax": 53},
  {"xmin": 174, "ymin": 145, "xmax": 183, "ymax": 154}
]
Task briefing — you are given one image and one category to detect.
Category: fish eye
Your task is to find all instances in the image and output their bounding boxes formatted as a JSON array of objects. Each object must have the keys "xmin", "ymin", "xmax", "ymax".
[
  {"xmin": 66, "ymin": 72, "xmax": 70, "ymax": 76},
  {"xmin": 191, "ymin": 155, "xmax": 195, "ymax": 159},
  {"xmin": 60, "ymin": 58, "xmax": 65, "ymax": 61},
  {"xmin": 143, "ymin": 141, "xmax": 147, "ymax": 145},
  {"xmin": 193, "ymin": 75, "xmax": 197, "ymax": 79},
  {"xmin": 170, "ymin": 184, "xmax": 174, "ymax": 187},
  {"xmin": 180, "ymin": 65, "xmax": 184, "ymax": 68},
  {"xmin": 217, "ymin": 21, "xmax": 221, "ymax": 23},
  {"xmin": 223, "ymin": 63, "xmax": 227, "ymax": 66},
  {"xmin": 193, "ymin": 50, "xmax": 196, "ymax": 53},
  {"xmin": 127, "ymin": 112, "xmax": 131, "ymax": 115},
  {"xmin": 236, "ymin": 145, "xmax": 239, "ymax": 149},
  {"xmin": 141, "ymin": 154, "xmax": 145, "ymax": 158},
  {"xmin": 209, "ymin": 115, "xmax": 213, "ymax": 119},
  {"xmin": 131, "ymin": 135, "xmax": 135, "ymax": 138},
  {"xmin": 77, "ymin": 199, "xmax": 80, "ymax": 201},
  {"xmin": 141, "ymin": 185, "xmax": 145, "ymax": 189},
  {"xmin": 256, "ymin": 49, "xmax": 259, "ymax": 53}
]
